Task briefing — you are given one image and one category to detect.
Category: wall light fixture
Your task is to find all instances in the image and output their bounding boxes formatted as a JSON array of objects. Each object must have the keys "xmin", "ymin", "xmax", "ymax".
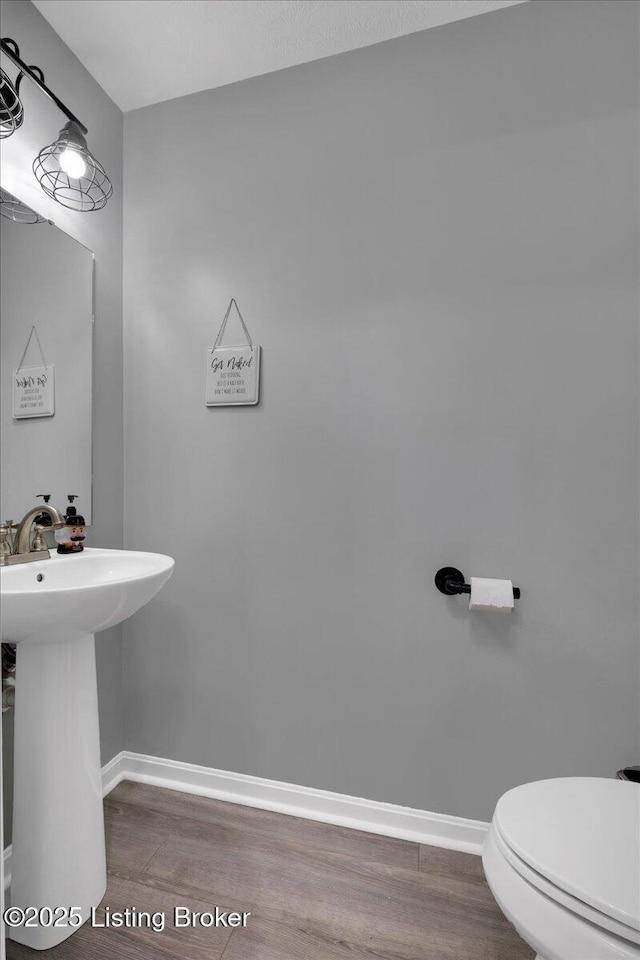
[
  {"xmin": 0, "ymin": 59, "xmax": 23, "ymax": 138},
  {"xmin": 0, "ymin": 37, "xmax": 112, "ymax": 211},
  {"xmin": 0, "ymin": 186, "xmax": 48, "ymax": 224}
]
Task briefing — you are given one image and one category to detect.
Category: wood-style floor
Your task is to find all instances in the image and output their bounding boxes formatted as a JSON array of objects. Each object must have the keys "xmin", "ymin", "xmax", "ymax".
[{"xmin": 7, "ymin": 781, "xmax": 534, "ymax": 959}]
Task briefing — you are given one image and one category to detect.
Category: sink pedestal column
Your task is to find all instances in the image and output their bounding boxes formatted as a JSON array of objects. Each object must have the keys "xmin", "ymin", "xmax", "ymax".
[{"xmin": 10, "ymin": 631, "xmax": 107, "ymax": 950}]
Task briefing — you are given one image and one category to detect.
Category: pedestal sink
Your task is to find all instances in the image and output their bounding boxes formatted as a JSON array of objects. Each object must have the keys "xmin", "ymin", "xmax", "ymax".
[{"xmin": 0, "ymin": 547, "xmax": 174, "ymax": 950}]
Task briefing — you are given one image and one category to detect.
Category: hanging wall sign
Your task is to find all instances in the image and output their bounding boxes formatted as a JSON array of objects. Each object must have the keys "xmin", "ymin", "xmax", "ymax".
[
  {"xmin": 13, "ymin": 326, "xmax": 55, "ymax": 419},
  {"xmin": 205, "ymin": 299, "xmax": 260, "ymax": 406}
]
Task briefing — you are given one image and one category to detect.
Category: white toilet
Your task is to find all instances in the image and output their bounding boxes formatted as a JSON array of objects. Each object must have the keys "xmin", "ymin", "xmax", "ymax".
[{"xmin": 482, "ymin": 777, "xmax": 640, "ymax": 960}]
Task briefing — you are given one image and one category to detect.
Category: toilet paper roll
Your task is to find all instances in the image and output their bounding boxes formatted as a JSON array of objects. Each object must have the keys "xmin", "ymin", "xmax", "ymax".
[{"xmin": 469, "ymin": 577, "xmax": 514, "ymax": 612}]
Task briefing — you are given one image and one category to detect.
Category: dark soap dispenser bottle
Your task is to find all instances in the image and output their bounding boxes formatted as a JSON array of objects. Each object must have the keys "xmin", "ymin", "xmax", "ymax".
[
  {"xmin": 55, "ymin": 496, "xmax": 87, "ymax": 554},
  {"xmin": 34, "ymin": 494, "xmax": 53, "ymax": 527}
]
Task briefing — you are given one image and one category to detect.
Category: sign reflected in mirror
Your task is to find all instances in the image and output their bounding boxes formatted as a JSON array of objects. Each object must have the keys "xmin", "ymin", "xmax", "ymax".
[
  {"xmin": 12, "ymin": 325, "xmax": 55, "ymax": 418},
  {"xmin": 0, "ymin": 188, "xmax": 93, "ymax": 524}
]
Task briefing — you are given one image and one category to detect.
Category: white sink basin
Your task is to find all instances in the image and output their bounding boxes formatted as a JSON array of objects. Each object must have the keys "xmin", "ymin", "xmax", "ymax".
[
  {"xmin": 0, "ymin": 546, "xmax": 174, "ymax": 950},
  {"xmin": 1, "ymin": 547, "xmax": 174, "ymax": 640}
]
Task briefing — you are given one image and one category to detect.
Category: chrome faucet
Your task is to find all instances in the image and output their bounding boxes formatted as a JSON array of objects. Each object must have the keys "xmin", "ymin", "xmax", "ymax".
[{"xmin": 1, "ymin": 505, "xmax": 65, "ymax": 566}]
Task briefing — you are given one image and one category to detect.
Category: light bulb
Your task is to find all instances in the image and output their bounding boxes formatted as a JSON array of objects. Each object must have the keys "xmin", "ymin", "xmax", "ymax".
[{"xmin": 59, "ymin": 147, "xmax": 86, "ymax": 179}]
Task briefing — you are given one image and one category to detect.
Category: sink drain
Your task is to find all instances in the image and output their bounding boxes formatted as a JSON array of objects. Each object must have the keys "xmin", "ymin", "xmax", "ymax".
[{"xmin": 36, "ymin": 573, "xmax": 44, "ymax": 582}]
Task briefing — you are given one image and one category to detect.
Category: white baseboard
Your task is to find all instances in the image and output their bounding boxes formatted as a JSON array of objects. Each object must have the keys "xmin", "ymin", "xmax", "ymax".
[
  {"xmin": 4, "ymin": 751, "xmax": 489, "ymax": 889},
  {"xmin": 101, "ymin": 750, "xmax": 127, "ymax": 796},
  {"xmin": 3, "ymin": 844, "xmax": 11, "ymax": 893},
  {"xmin": 105, "ymin": 750, "xmax": 488, "ymax": 854}
]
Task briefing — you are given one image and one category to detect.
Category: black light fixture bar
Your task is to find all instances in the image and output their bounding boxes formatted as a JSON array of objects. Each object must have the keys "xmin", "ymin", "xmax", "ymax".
[{"xmin": 0, "ymin": 37, "xmax": 87, "ymax": 135}]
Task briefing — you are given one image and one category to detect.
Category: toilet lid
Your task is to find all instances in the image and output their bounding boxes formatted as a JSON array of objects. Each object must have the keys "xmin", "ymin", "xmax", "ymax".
[{"xmin": 494, "ymin": 778, "xmax": 640, "ymax": 933}]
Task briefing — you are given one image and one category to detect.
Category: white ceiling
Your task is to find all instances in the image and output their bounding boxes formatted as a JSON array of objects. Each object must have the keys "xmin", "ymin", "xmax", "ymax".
[{"xmin": 32, "ymin": 0, "xmax": 525, "ymax": 113}]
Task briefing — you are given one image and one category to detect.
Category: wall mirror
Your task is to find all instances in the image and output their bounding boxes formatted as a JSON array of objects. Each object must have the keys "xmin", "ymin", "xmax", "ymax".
[{"xmin": 0, "ymin": 188, "xmax": 94, "ymax": 525}]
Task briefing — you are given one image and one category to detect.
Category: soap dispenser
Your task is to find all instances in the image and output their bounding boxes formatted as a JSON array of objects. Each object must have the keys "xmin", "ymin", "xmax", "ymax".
[
  {"xmin": 55, "ymin": 495, "xmax": 87, "ymax": 554},
  {"xmin": 34, "ymin": 494, "xmax": 53, "ymax": 527}
]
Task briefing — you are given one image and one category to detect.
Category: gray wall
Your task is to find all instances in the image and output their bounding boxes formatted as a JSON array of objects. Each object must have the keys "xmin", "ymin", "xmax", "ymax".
[
  {"xmin": 123, "ymin": 0, "xmax": 639, "ymax": 822},
  {"xmin": 1, "ymin": 0, "xmax": 124, "ymax": 777}
]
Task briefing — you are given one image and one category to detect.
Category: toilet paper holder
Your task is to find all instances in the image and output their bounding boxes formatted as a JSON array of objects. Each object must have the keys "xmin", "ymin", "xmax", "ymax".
[{"xmin": 435, "ymin": 567, "xmax": 521, "ymax": 600}]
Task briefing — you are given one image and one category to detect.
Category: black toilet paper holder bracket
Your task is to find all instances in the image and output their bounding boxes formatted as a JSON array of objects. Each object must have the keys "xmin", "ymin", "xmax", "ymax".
[{"xmin": 435, "ymin": 567, "xmax": 521, "ymax": 600}]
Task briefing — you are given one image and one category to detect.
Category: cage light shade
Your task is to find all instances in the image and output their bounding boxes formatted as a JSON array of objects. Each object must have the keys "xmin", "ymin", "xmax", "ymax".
[
  {"xmin": 33, "ymin": 121, "xmax": 113, "ymax": 212},
  {"xmin": 0, "ymin": 188, "xmax": 46, "ymax": 224},
  {"xmin": 0, "ymin": 67, "xmax": 24, "ymax": 138}
]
